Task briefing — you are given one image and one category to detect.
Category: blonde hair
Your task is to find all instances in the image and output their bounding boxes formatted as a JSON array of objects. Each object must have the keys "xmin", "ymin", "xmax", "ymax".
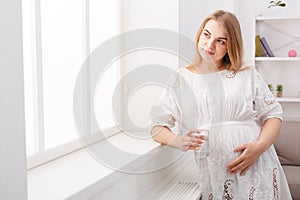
[{"xmin": 193, "ymin": 10, "xmax": 244, "ymax": 72}]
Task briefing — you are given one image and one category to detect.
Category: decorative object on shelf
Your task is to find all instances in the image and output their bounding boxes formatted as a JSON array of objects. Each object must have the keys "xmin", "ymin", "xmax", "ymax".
[
  {"xmin": 255, "ymin": 35, "xmax": 268, "ymax": 57},
  {"xmin": 268, "ymin": 84, "xmax": 274, "ymax": 94},
  {"xmin": 288, "ymin": 49, "xmax": 297, "ymax": 57},
  {"xmin": 276, "ymin": 84, "xmax": 283, "ymax": 97},
  {"xmin": 268, "ymin": 0, "xmax": 286, "ymax": 17},
  {"xmin": 260, "ymin": 37, "xmax": 275, "ymax": 57},
  {"xmin": 268, "ymin": 0, "xmax": 286, "ymax": 8}
]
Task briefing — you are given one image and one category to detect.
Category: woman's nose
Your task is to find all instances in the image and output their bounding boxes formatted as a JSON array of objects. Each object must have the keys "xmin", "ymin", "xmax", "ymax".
[{"xmin": 206, "ymin": 39, "xmax": 215, "ymax": 50}]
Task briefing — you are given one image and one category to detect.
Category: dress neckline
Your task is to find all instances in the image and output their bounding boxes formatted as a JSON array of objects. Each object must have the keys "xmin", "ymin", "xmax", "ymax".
[{"xmin": 183, "ymin": 67, "xmax": 227, "ymax": 76}]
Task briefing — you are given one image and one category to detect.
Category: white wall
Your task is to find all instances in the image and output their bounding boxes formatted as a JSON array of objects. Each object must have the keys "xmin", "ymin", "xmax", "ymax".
[
  {"xmin": 179, "ymin": 0, "xmax": 235, "ymax": 41},
  {"xmin": 0, "ymin": 0, "xmax": 28, "ymax": 199},
  {"xmin": 123, "ymin": 0, "xmax": 178, "ymax": 31},
  {"xmin": 121, "ymin": 0, "xmax": 179, "ymax": 132}
]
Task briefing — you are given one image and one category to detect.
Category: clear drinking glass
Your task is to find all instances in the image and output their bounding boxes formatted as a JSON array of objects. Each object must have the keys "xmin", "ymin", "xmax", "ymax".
[
  {"xmin": 194, "ymin": 129, "xmax": 210, "ymax": 198},
  {"xmin": 194, "ymin": 129, "xmax": 209, "ymax": 157}
]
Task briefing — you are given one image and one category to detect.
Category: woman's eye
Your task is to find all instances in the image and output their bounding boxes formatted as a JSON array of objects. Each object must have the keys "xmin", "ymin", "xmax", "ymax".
[
  {"xmin": 218, "ymin": 40, "xmax": 226, "ymax": 45},
  {"xmin": 203, "ymin": 32, "xmax": 210, "ymax": 38}
]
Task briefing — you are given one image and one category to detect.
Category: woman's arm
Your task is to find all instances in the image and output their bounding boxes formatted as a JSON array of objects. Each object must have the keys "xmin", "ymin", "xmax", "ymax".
[
  {"xmin": 151, "ymin": 126, "xmax": 205, "ymax": 151},
  {"xmin": 256, "ymin": 118, "xmax": 281, "ymax": 152},
  {"xmin": 226, "ymin": 118, "xmax": 282, "ymax": 175}
]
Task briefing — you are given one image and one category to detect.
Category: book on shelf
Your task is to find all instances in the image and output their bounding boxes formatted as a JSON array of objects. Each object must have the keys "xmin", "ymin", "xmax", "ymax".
[
  {"xmin": 255, "ymin": 35, "xmax": 268, "ymax": 57},
  {"xmin": 260, "ymin": 37, "xmax": 275, "ymax": 57}
]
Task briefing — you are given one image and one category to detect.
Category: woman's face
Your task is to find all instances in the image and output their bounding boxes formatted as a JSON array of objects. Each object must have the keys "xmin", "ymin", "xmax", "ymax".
[{"xmin": 198, "ymin": 19, "xmax": 228, "ymax": 64}]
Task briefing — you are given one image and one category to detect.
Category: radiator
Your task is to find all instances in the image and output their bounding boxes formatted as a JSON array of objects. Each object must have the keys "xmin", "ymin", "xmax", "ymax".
[{"xmin": 159, "ymin": 181, "xmax": 201, "ymax": 200}]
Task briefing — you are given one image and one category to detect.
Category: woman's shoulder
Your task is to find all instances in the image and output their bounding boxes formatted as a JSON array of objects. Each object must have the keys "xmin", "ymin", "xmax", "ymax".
[
  {"xmin": 238, "ymin": 65, "xmax": 254, "ymax": 72},
  {"xmin": 176, "ymin": 65, "xmax": 198, "ymax": 77},
  {"xmin": 236, "ymin": 66, "xmax": 263, "ymax": 82},
  {"xmin": 183, "ymin": 65, "xmax": 195, "ymax": 73},
  {"xmin": 237, "ymin": 66, "xmax": 257, "ymax": 75},
  {"xmin": 164, "ymin": 66, "xmax": 188, "ymax": 89}
]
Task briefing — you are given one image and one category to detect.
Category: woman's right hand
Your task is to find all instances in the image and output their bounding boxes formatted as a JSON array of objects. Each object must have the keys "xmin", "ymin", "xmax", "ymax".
[{"xmin": 173, "ymin": 129, "xmax": 207, "ymax": 151}]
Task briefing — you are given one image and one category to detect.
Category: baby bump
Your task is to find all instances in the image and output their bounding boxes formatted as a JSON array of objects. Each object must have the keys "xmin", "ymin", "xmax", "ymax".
[{"xmin": 203, "ymin": 124, "xmax": 261, "ymax": 163}]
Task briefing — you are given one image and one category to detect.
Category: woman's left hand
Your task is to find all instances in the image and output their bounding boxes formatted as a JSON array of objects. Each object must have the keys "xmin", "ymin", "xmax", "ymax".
[{"xmin": 226, "ymin": 142, "xmax": 264, "ymax": 176}]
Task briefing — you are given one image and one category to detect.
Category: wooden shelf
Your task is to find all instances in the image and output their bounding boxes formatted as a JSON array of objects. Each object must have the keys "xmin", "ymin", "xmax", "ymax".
[
  {"xmin": 255, "ymin": 57, "xmax": 300, "ymax": 62},
  {"xmin": 276, "ymin": 97, "xmax": 300, "ymax": 103}
]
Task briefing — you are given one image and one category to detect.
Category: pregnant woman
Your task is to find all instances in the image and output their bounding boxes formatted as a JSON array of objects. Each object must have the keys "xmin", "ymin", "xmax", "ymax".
[{"xmin": 150, "ymin": 10, "xmax": 292, "ymax": 199}]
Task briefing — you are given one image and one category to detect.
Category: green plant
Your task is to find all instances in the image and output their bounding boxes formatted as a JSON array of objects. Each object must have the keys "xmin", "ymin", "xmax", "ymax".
[
  {"xmin": 276, "ymin": 84, "xmax": 283, "ymax": 92},
  {"xmin": 268, "ymin": 0, "xmax": 286, "ymax": 8},
  {"xmin": 267, "ymin": 84, "xmax": 273, "ymax": 91}
]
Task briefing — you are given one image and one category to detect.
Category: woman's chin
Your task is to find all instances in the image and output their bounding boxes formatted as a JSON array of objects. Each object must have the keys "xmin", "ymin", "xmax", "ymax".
[{"xmin": 200, "ymin": 54, "xmax": 216, "ymax": 62}]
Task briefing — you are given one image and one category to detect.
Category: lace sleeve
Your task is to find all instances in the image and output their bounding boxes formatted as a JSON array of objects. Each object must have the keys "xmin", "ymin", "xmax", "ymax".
[
  {"xmin": 252, "ymin": 68, "xmax": 283, "ymax": 123},
  {"xmin": 149, "ymin": 73, "xmax": 181, "ymax": 134}
]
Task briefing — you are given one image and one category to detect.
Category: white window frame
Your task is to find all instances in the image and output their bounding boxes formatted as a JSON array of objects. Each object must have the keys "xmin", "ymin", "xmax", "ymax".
[{"xmin": 25, "ymin": 0, "xmax": 123, "ymax": 170}]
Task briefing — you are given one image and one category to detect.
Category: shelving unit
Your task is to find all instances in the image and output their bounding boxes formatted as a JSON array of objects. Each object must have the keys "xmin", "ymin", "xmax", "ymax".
[
  {"xmin": 256, "ymin": 16, "xmax": 300, "ymax": 21},
  {"xmin": 254, "ymin": 17, "xmax": 300, "ymax": 119},
  {"xmin": 276, "ymin": 97, "xmax": 300, "ymax": 103},
  {"xmin": 255, "ymin": 57, "xmax": 300, "ymax": 62}
]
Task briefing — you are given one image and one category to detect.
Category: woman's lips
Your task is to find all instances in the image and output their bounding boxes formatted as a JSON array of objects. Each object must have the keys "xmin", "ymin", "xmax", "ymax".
[{"xmin": 204, "ymin": 50, "xmax": 214, "ymax": 55}]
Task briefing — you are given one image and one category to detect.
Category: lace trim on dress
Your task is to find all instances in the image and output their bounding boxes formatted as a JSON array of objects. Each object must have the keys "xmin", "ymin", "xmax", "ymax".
[
  {"xmin": 172, "ymin": 73, "xmax": 180, "ymax": 89},
  {"xmin": 198, "ymin": 168, "xmax": 283, "ymax": 200},
  {"xmin": 248, "ymin": 187, "xmax": 256, "ymax": 200},
  {"xmin": 225, "ymin": 71, "xmax": 237, "ymax": 79},
  {"xmin": 273, "ymin": 168, "xmax": 279, "ymax": 200},
  {"xmin": 264, "ymin": 97, "xmax": 276, "ymax": 105},
  {"xmin": 222, "ymin": 179, "xmax": 234, "ymax": 200}
]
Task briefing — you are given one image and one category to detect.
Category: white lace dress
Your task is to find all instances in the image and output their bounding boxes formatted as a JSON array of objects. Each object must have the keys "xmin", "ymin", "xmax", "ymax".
[{"xmin": 151, "ymin": 67, "xmax": 292, "ymax": 199}]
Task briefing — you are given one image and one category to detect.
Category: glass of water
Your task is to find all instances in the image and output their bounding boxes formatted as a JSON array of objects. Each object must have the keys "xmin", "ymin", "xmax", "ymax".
[{"xmin": 194, "ymin": 129, "xmax": 209, "ymax": 156}]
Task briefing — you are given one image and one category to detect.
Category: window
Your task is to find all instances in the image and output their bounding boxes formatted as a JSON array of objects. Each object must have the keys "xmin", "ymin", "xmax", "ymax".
[{"xmin": 22, "ymin": 0, "xmax": 121, "ymax": 168}]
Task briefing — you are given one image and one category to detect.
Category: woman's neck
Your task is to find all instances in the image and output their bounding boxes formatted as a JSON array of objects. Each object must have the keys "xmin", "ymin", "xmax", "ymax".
[{"xmin": 196, "ymin": 60, "xmax": 225, "ymax": 74}]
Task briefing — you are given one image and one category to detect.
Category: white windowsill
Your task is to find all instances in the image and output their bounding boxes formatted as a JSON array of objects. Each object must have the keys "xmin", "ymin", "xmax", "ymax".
[{"xmin": 27, "ymin": 132, "xmax": 160, "ymax": 200}]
